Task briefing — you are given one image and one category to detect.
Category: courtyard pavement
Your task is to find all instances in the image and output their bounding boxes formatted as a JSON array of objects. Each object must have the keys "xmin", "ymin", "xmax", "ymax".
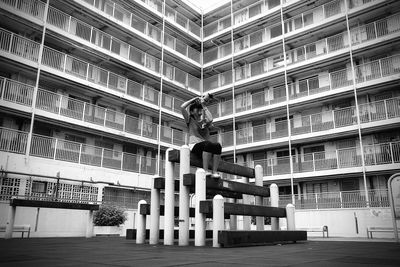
[{"xmin": 0, "ymin": 237, "xmax": 399, "ymax": 266}]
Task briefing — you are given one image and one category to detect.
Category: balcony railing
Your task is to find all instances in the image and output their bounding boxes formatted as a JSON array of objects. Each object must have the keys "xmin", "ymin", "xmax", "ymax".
[
  {"xmin": 0, "ymin": 77, "xmax": 188, "ymax": 147},
  {"xmin": 208, "ymin": 54, "xmax": 400, "ymax": 118},
  {"xmin": 253, "ymin": 141, "xmax": 400, "ymax": 177},
  {"xmin": 45, "ymin": 7, "xmax": 200, "ymax": 91},
  {"xmin": 28, "ymin": 132, "xmax": 159, "ymax": 174},
  {"xmin": 273, "ymin": 189, "xmax": 389, "ymax": 209},
  {"xmin": 0, "ymin": 0, "xmax": 46, "ymax": 20},
  {"xmin": 137, "ymin": 0, "xmax": 201, "ymax": 38},
  {"xmin": 75, "ymin": 0, "xmax": 200, "ymax": 63},
  {"xmin": 204, "ymin": 12, "xmax": 400, "ymax": 92},
  {"xmin": 0, "ymin": 127, "xmax": 28, "ymax": 154}
]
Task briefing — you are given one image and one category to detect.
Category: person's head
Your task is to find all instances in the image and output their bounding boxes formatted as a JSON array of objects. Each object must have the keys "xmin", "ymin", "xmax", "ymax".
[
  {"xmin": 202, "ymin": 93, "xmax": 214, "ymax": 103},
  {"xmin": 189, "ymin": 101, "xmax": 203, "ymax": 119}
]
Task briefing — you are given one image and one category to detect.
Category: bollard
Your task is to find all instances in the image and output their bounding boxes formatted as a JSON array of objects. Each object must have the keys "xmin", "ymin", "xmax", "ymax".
[
  {"xmin": 149, "ymin": 176, "xmax": 160, "ymax": 245},
  {"xmin": 194, "ymin": 168, "xmax": 206, "ymax": 246},
  {"xmin": 255, "ymin": 165, "xmax": 264, "ymax": 231},
  {"xmin": 242, "ymin": 177, "xmax": 251, "ymax": 231},
  {"xmin": 136, "ymin": 200, "xmax": 147, "ymax": 244},
  {"xmin": 213, "ymin": 195, "xmax": 225, "ymax": 248},
  {"xmin": 270, "ymin": 183, "xmax": 279, "ymax": 231},
  {"xmin": 179, "ymin": 145, "xmax": 190, "ymax": 246},
  {"xmin": 286, "ymin": 203, "xmax": 296, "ymax": 230},
  {"xmin": 85, "ymin": 210, "xmax": 94, "ymax": 238},
  {"xmin": 164, "ymin": 148, "xmax": 175, "ymax": 245}
]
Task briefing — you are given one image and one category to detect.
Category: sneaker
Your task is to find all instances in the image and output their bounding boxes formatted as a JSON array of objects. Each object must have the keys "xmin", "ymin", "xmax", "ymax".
[
  {"xmin": 205, "ymin": 172, "xmax": 212, "ymax": 177},
  {"xmin": 211, "ymin": 173, "xmax": 221, "ymax": 179}
]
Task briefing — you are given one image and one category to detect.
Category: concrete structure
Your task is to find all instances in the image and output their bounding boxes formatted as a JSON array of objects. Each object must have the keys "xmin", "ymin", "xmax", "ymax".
[{"xmin": 0, "ymin": 0, "xmax": 399, "ymax": 238}]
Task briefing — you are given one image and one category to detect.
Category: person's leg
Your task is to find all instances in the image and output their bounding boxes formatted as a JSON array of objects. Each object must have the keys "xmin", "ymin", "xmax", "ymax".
[
  {"xmin": 203, "ymin": 142, "xmax": 222, "ymax": 178},
  {"xmin": 212, "ymin": 154, "xmax": 221, "ymax": 174},
  {"xmin": 202, "ymin": 151, "xmax": 211, "ymax": 173}
]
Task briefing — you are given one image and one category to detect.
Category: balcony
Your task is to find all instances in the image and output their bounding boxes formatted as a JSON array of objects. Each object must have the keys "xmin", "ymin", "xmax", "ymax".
[
  {"xmin": 274, "ymin": 189, "xmax": 389, "ymax": 209},
  {"xmin": 0, "ymin": 77, "xmax": 188, "ymax": 147},
  {"xmin": 44, "ymin": 8, "xmax": 200, "ymax": 91},
  {"xmin": 252, "ymin": 141, "xmax": 400, "ymax": 177},
  {"xmin": 208, "ymin": 54, "xmax": 400, "ymax": 119},
  {"xmin": 203, "ymin": 13, "xmax": 400, "ymax": 92},
  {"xmin": 0, "ymin": 127, "xmax": 160, "ymax": 175},
  {"xmin": 0, "ymin": 0, "xmax": 46, "ymax": 21}
]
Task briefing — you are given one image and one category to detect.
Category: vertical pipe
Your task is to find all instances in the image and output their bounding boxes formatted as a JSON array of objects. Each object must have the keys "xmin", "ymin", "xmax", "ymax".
[
  {"xmin": 270, "ymin": 183, "xmax": 279, "ymax": 231},
  {"xmin": 136, "ymin": 200, "xmax": 147, "ymax": 244},
  {"xmin": 286, "ymin": 203, "xmax": 295, "ymax": 230},
  {"xmin": 213, "ymin": 195, "xmax": 224, "ymax": 248},
  {"xmin": 179, "ymin": 145, "xmax": 190, "ymax": 246},
  {"xmin": 164, "ymin": 148, "xmax": 175, "ymax": 245},
  {"xmin": 255, "ymin": 165, "xmax": 264, "ymax": 231},
  {"xmin": 195, "ymin": 168, "xmax": 206, "ymax": 246},
  {"xmin": 149, "ymin": 175, "xmax": 160, "ymax": 245}
]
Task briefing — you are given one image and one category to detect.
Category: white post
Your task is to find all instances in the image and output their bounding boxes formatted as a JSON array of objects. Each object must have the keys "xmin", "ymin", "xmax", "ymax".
[
  {"xmin": 213, "ymin": 195, "xmax": 225, "ymax": 248},
  {"xmin": 270, "ymin": 183, "xmax": 279, "ymax": 231},
  {"xmin": 149, "ymin": 176, "xmax": 160, "ymax": 245},
  {"xmin": 255, "ymin": 165, "xmax": 264, "ymax": 231},
  {"xmin": 164, "ymin": 148, "xmax": 175, "ymax": 245},
  {"xmin": 179, "ymin": 145, "xmax": 190, "ymax": 246},
  {"xmin": 4, "ymin": 204, "xmax": 16, "ymax": 239},
  {"xmin": 85, "ymin": 210, "xmax": 94, "ymax": 238},
  {"xmin": 242, "ymin": 176, "xmax": 251, "ymax": 230},
  {"xmin": 136, "ymin": 200, "xmax": 147, "ymax": 244},
  {"xmin": 286, "ymin": 203, "xmax": 296, "ymax": 230},
  {"xmin": 195, "ymin": 168, "xmax": 206, "ymax": 246}
]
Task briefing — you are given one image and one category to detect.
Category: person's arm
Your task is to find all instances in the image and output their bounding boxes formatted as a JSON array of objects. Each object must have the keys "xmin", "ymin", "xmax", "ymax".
[
  {"xmin": 200, "ymin": 97, "xmax": 213, "ymax": 127},
  {"xmin": 181, "ymin": 96, "xmax": 200, "ymax": 124}
]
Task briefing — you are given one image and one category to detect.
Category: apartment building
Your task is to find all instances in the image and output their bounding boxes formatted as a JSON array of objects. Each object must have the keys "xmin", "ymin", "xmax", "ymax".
[{"xmin": 0, "ymin": 0, "xmax": 399, "ymax": 220}]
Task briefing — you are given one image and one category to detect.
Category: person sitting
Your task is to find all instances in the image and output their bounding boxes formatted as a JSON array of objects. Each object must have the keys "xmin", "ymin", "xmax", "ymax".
[{"xmin": 181, "ymin": 93, "xmax": 221, "ymax": 179}]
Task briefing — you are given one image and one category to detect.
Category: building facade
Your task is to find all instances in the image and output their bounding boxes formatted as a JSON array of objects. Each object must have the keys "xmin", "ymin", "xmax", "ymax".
[{"xmin": 0, "ymin": 0, "xmax": 399, "ymax": 225}]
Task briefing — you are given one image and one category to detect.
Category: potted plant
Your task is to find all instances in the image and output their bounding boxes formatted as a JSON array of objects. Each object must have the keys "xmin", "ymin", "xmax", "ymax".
[{"xmin": 93, "ymin": 205, "xmax": 127, "ymax": 236}]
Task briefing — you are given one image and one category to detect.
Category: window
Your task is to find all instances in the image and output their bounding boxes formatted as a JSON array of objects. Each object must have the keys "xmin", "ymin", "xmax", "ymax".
[
  {"xmin": 32, "ymin": 181, "xmax": 47, "ymax": 193},
  {"xmin": 270, "ymin": 24, "xmax": 282, "ymax": 38},
  {"xmin": 306, "ymin": 182, "xmax": 328, "ymax": 194},
  {"xmin": 65, "ymin": 134, "xmax": 86, "ymax": 144},
  {"xmin": 304, "ymin": 145, "xmax": 325, "ymax": 161}
]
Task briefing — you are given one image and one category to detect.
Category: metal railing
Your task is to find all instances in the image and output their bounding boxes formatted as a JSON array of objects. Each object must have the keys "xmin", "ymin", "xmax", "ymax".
[
  {"xmin": 0, "ymin": 0, "xmax": 46, "ymax": 20},
  {"xmin": 28, "ymin": 133, "xmax": 159, "ymax": 174},
  {"xmin": 203, "ymin": 12, "xmax": 400, "ymax": 92},
  {"xmin": 0, "ymin": 28, "xmax": 40, "ymax": 62},
  {"xmin": 0, "ymin": 127, "xmax": 28, "ymax": 154},
  {"xmin": 272, "ymin": 189, "xmax": 389, "ymax": 209},
  {"xmin": 45, "ymin": 7, "xmax": 200, "ymax": 91}
]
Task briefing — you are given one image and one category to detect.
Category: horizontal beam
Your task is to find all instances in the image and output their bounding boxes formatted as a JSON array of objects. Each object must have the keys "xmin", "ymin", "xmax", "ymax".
[
  {"xmin": 126, "ymin": 229, "xmax": 213, "ymax": 240},
  {"xmin": 218, "ymin": 230, "xmax": 307, "ymax": 247},
  {"xmin": 168, "ymin": 149, "xmax": 255, "ymax": 178},
  {"xmin": 139, "ymin": 204, "xmax": 230, "ymax": 219},
  {"xmin": 11, "ymin": 199, "xmax": 99, "ymax": 210},
  {"xmin": 200, "ymin": 201, "xmax": 286, "ymax": 217},
  {"xmin": 184, "ymin": 173, "xmax": 269, "ymax": 197},
  {"xmin": 153, "ymin": 177, "xmax": 243, "ymax": 199}
]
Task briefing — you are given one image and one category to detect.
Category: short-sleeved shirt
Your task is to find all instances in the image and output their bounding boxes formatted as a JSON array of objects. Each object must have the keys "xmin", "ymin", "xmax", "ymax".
[{"xmin": 188, "ymin": 116, "xmax": 209, "ymax": 150}]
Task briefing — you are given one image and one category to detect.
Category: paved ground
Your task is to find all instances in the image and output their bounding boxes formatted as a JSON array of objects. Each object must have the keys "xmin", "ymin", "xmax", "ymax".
[{"xmin": 1, "ymin": 237, "xmax": 399, "ymax": 267}]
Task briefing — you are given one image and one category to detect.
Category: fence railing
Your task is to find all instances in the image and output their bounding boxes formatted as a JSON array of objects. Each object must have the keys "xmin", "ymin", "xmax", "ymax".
[
  {"xmin": 44, "ymin": 7, "xmax": 200, "ymax": 91},
  {"xmin": 0, "ymin": 0, "xmax": 46, "ymax": 20},
  {"xmin": 0, "ymin": 77, "xmax": 188, "ymax": 147},
  {"xmin": 253, "ymin": 141, "xmax": 400, "ymax": 176},
  {"xmin": 204, "ymin": 12, "xmax": 400, "ymax": 92},
  {"xmin": 269, "ymin": 189, "xmax": 390, "ymax": 209},
  {"xmin": 208, "ymin": 54, "xmax": 400, "ymax": 118},
  {"xmin": 0, "ymin": 127, "xmax": 28, "ymax": 154}
]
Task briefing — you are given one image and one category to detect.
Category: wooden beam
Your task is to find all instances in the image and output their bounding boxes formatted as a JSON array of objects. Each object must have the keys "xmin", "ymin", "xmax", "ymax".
[
  {"xmin": 218, "ymin": 230, "xmax": 307, "ymax": 247},
  {"xmin": 168, "ymin": 149, "xmax": 255, "ymax": 178},
  {"xmin": 153, "ymin": 177, "xmax": 243, "ymax": 199},
  {"xmin": 200, "ymin": 200, "xmax": 286, "ymax": 217},
  {"xmin": 184, "ymin": 173, "xmax": 269, "ymax": 197},
  {"xmin": 11, "ymin": 199, "xmax": 99, "ymax": 211},
  {"xmin": 139, "ymin": 204, "xmax": 230, "ymax": 219},
  {"xmin": 126, "ymin": 229, "xmax": 213, "ymax": 240}
]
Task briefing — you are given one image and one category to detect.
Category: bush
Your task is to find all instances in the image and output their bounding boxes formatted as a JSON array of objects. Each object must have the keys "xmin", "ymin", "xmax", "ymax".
[{"xmin": 93, "ymin": 206, "xmax": 127, "ymax": 226}]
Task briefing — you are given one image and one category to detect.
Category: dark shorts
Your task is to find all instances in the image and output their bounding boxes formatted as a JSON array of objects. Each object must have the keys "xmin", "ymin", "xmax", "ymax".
[{"xmin": 192, "ymin": 141, "xmax": 222, "ymax": 156}]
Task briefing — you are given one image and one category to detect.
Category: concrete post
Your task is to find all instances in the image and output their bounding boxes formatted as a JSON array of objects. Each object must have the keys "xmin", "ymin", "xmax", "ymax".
[
  {"xmin": 286, "ymin": 204, "xmax": 296, "ymax": 230},
  {"xmin": 136, "ymin": 200, "xmax": 147, "ymax": 244},
  {"xmin": 164, "ymin": 148, "xmax": 175, "ymax": 245},
  {"xmin": 229, "ymin": 198, "xmax": 237, "ymax": 230},
  {"xmin": 4, "ymin": 204, "xmax": 16, "ymax": 239},
  {"xmin": 149, "ymin": 176, "xmax": 160, "ymax": 245},
  {"xmin": 85, "ymin": 210, "xmax": 94, "ymax": 238},
  {"xmin": 195, "ymin": 168, "xmax": 206, "ymax": 246},
  {"xmin": 255, "ymin": 165, "xmax": 264, "ymax": 231},
  {"xmin": 213, "ymin": 195, "xmax": 224, "ymax": 248},
  {"xmin": 242, "ymin": 177, "xmax": 251, "ymax": 230},
  {"xmin": 179, "ymin": 145, "xmax": 190, "ymax": 246},
  {"xmin": 270, "ymin": 183, "xmax": 279, "ymax": 231}
]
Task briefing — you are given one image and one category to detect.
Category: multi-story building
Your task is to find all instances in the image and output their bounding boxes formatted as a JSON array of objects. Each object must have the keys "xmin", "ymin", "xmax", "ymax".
[{"xmin": 0, "ymin": 0, "xmax": 399, "ymax": 236}]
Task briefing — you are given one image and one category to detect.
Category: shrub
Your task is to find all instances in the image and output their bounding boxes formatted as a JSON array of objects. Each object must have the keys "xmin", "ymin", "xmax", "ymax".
[{"xmin": 93, "ymin": 206, "xmax": 127, "ymax": 226}]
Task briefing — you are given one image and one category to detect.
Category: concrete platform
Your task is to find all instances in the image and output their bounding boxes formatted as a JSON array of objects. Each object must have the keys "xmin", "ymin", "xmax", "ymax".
[{"xmin": 0, "ymin": 237, "xmax": 399, "ymax": 266}]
